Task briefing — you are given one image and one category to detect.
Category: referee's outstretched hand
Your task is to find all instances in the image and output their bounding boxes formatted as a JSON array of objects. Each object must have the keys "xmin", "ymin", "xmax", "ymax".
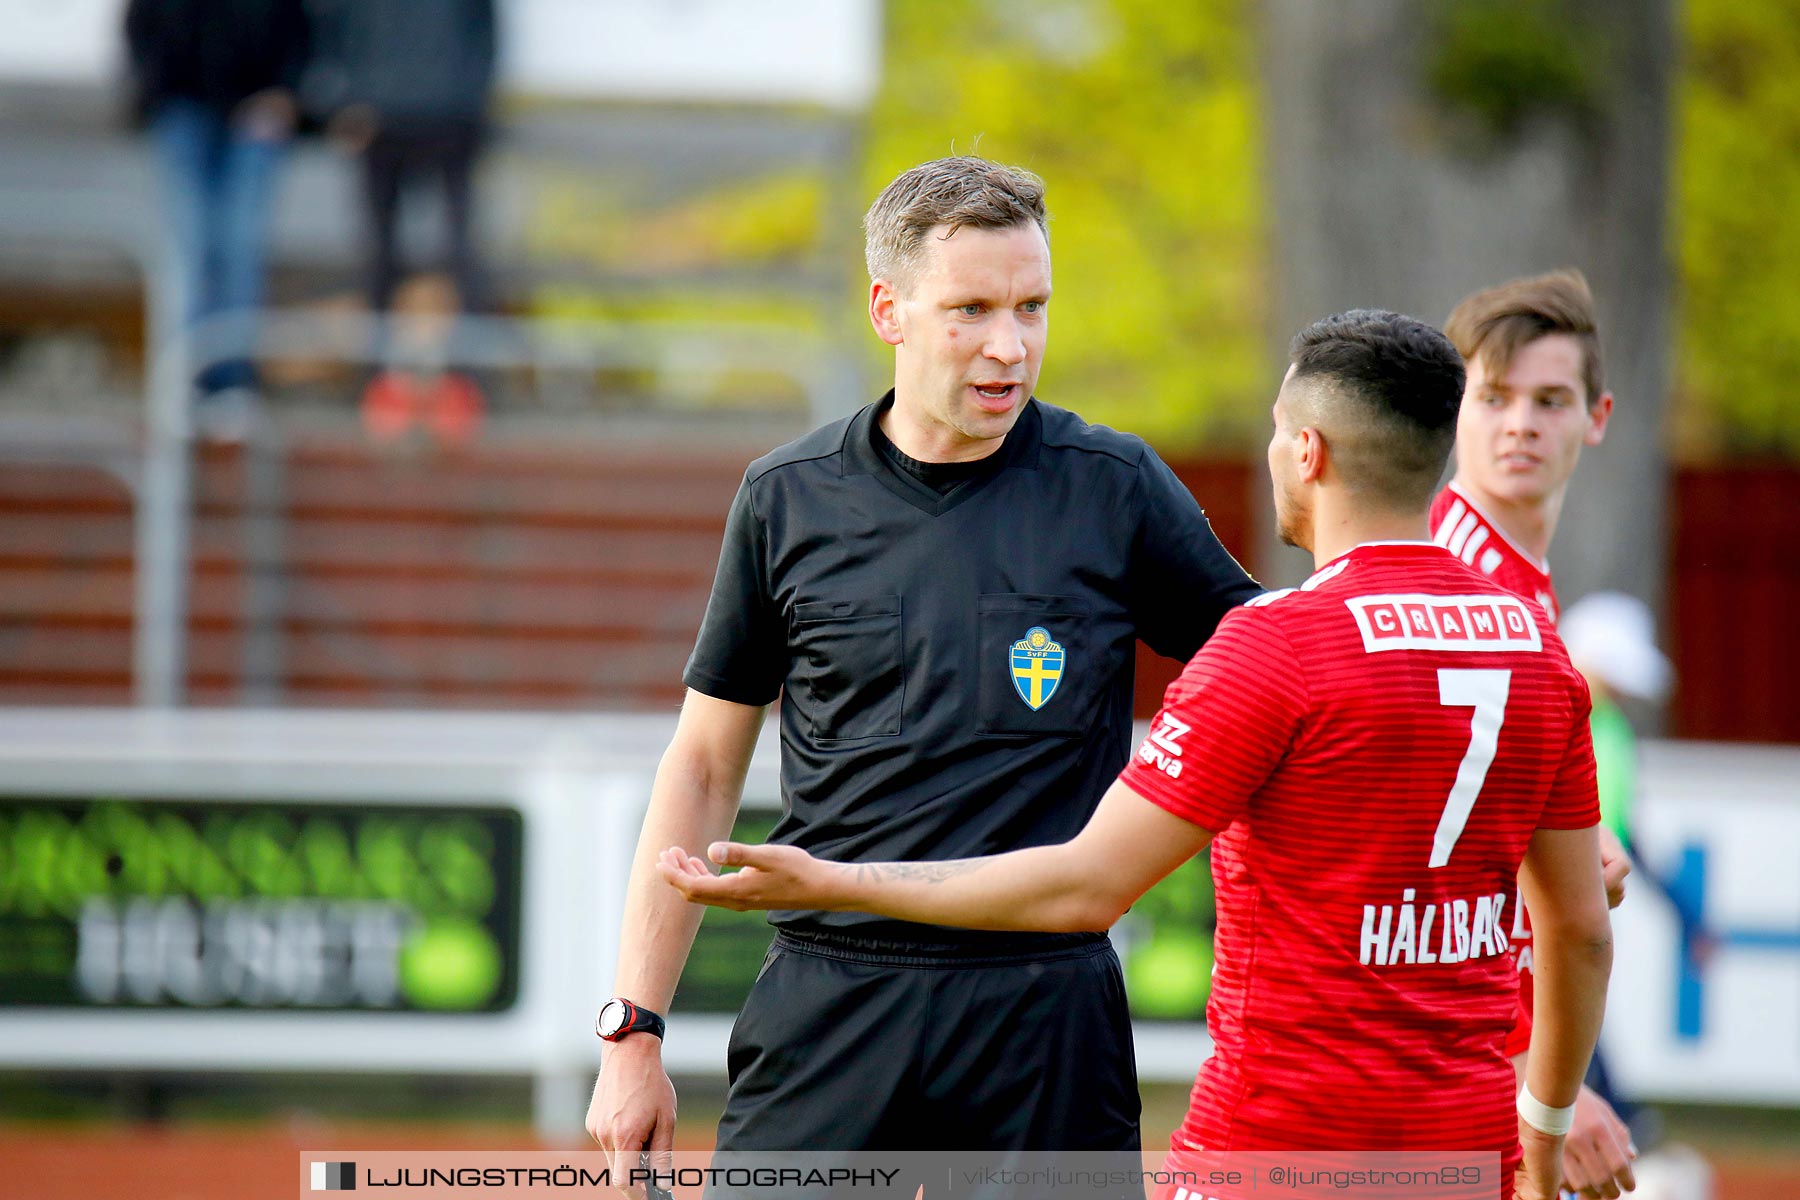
[{"xmin": 658, "ymin": 842, "xmax": 841, "ymax": 913}]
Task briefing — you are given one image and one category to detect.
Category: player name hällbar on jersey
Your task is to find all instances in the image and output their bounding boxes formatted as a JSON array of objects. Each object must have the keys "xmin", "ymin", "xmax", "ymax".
[{"xmin": 1119, "ymin": 542, "xmax": 1596, "ymax": 1162}]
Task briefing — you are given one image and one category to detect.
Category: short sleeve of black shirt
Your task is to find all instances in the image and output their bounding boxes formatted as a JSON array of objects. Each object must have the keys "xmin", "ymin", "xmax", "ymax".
[
  {"xmin": 684, "ymin": 473, "xmax": 785, "ymax": 706},
  {"xmin": 1128, "ymin": 449, "xmax": 1265, "ymax": 662}
]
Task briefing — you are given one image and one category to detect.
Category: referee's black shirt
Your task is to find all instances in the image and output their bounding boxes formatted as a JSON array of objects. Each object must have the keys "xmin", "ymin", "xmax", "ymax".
[{"xmin": 684, "ymin": 393, "xmax": 1262, "ymax": 944}]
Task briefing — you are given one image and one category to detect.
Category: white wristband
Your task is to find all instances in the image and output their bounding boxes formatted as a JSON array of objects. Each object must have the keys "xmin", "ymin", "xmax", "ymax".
[{"xmin": 1517, "ymin": 1084, "xmax": 1576, "ymax": 1136}]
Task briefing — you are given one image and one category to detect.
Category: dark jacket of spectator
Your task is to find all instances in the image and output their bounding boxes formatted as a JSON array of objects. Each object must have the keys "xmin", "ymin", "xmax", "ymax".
[
  {"xmin": 125, "ymin": 0, "xmax": 312, "ymax": 120},
  {"xmin": 308, "ymin": 0, "xmax": 498, "ymax": 132}
]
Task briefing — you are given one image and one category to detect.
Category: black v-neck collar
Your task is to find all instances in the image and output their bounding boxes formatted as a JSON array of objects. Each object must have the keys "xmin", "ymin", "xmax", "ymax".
[{"xmin": 841, "ymin": 391, "xmax": 1042, "ymax": 517}]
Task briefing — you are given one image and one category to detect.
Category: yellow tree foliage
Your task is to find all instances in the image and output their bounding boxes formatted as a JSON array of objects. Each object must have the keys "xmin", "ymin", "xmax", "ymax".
[
  {"xmin": 1677, "ymin": 0, "xmax": 1800, "ymax": 456},
  {"xmin": 865, "ymin": 0, "xmax": 1267, "ymax": 451}
]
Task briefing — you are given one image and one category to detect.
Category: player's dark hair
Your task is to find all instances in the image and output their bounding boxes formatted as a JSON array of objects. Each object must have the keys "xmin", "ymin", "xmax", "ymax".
[{"xmin": 1288, "ymin": 309, "xmax": 1465, "ymax": 510}]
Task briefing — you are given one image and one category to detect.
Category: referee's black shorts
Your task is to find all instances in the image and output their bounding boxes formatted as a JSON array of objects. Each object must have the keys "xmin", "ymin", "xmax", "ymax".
[{"xmin": 713, "ymin": 928, "xmax": 1142, "ymax": 1151}]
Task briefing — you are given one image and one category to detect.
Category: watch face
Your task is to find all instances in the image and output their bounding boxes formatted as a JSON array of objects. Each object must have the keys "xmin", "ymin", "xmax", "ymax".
[{"xmin": 597, "ymin": 1000, "xmax": 627, "ymax": 1039}]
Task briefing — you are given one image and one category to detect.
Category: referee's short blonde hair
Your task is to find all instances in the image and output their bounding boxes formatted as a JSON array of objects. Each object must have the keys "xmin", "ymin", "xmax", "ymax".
[{"xmin": 863, "ymin": 156, "xmax": 1048, "ymax": 291}]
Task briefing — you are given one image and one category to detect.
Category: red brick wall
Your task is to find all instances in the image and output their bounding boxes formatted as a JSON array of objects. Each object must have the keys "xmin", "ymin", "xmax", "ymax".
[
  {"xmin": 1667, "ymin": 463, "xmax": 1800, "ymax": 742},
  {"xmin": 1133, "ymin": 459, "xmax": 1255, "ymax": 717}
]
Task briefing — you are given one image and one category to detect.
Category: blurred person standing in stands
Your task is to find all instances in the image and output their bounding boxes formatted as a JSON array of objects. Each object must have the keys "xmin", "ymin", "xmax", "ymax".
[
  {"xmin": 309, "ymin": 0, "xmax": 496, "ymax": 446},
  {"xmin": 126, "ymin": 0, "xmax": 311, "ymax": 437},
  {"xmin": 1556, "ymin": 593, "xmax": 1671, "ymax": 856},
  {"xmin": 310, "ymin": 0, "xmax": 496, "ymax": 318}
]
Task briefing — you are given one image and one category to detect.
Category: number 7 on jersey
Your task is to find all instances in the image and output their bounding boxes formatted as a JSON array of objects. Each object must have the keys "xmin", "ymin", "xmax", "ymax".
[{"xmin": 1429, "ymin": 668, "xmax": 1512, "ymax": 868}]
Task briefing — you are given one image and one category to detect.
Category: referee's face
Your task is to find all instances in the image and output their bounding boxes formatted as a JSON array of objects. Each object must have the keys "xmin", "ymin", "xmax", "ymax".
[{"xmin": 877, "ymin": 221, "xmax": 1052, "ymax": 462}]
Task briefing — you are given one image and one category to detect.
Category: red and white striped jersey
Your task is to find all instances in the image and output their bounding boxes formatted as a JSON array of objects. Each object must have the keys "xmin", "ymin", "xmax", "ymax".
[
  {"xmin": 1120, "ymin": 542, "xmax": 1597, "ymax": 1166},
  {"xmin": 1431, "ymin": 482, "xmax": 1560, "ymax": 624},
  {"xmin": 1432, "ymin": 482, "xmax": 1567, "ymax": 1055}
]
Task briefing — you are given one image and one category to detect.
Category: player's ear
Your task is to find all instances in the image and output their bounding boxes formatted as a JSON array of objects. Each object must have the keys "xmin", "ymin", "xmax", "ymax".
[
  {"xmin": 1584, "ymin": 391, "xmax": 1613, "ymax": 447},
  {"xmin": 1297, "ymin": 426, "xmax": 1328, "ymax": 484},
  {"xmin": 869, "ymin": 278, "xmax": 904, "ymax": 346}
]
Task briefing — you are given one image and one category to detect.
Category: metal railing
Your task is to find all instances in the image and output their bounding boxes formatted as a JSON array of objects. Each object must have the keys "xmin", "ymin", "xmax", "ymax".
[{"xmin": 132, "ymin": 304, "xmax": 845, "ymax": 706}]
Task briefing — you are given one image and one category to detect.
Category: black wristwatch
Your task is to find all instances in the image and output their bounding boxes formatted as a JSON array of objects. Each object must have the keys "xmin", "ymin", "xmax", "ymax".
[{"xmin": 596, "ymin": 998, "xmax": 666, "ymax": 1043}]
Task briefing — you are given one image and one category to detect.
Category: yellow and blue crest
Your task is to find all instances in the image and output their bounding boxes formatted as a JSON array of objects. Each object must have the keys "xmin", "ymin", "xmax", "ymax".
[{"xmin": 1010, "ymin": 625, "xmax": 1066, "ymax": 711}]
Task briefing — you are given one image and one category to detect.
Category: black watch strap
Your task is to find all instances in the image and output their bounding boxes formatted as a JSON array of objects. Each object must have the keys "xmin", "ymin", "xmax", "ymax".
[{"xmin": 596, "ymin": 997, "xmax": 666, "ymax": 1043}]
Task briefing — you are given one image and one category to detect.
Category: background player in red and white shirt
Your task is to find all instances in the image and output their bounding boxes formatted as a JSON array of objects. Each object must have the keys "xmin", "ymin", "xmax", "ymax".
[
  {"xmin": 1432, "ymin": 268, "xmax": 1614, "ymax": 636},
  {"xmin": 1436, "ymin": 270, "xmax": 1638, "ymax": 1198},
  {"xmin": 662, "ymin": 310, "xmax": 1615, "ymax": 1200}
]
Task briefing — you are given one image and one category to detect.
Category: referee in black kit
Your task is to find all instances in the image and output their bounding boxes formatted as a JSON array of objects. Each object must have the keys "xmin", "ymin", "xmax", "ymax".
[{"xmin": 586, "ymin": 156, "xmax": 1261, "ymax": 1165}]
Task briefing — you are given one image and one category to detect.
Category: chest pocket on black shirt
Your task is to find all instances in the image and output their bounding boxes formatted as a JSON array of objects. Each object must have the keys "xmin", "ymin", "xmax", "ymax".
[
  {"xmin": 790, "ymin": 596, "xmax": 904, "ymax": 741},
  {"xmin": 976, "ymin": 593, "xmax": 1092, "ymax": 736}
]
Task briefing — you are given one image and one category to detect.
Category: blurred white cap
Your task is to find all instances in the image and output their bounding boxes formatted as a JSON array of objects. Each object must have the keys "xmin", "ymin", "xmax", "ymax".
[
  {"xmin": 1559, "ymin": 591, "xmax": 1673, "ymax": 702},
  {"xmin": 1628, "ymin": 1144, "xmax": 1714, "ymax": 1200}
]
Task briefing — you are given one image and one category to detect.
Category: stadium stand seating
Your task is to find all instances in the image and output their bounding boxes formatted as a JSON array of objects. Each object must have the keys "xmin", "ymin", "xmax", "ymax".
[
  {"xmin": 0, "ymin": 438, "xmax": 1257, "ymax": 718},
  {"xmin": 0, "ymin": 438, "xmax": 746, "ymax": 708}
]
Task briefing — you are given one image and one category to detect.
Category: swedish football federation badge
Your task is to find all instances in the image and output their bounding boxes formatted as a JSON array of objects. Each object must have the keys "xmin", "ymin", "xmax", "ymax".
[{"xmin": 1010, "ymin": 625, "xmax": 1066, "ymax": 711}]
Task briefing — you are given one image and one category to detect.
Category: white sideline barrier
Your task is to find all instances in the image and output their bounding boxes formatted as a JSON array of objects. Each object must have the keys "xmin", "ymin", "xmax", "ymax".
[
  {"xmin": 0, "ymin": 710, "xmax": 1793, "ymax": 1136},
  {"xmin": 1603, "ymin": 741, "xmax": 1800, "ymax": 1106},
  {"xmin": 0, "ymin": 709, "xmax": 697, "ymax": 1136}
]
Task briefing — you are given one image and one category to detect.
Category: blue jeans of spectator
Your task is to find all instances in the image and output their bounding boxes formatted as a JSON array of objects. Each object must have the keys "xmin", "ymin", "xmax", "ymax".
[{"xmin": 150, "ymin": 98, "xmax": 287, "ymax": 394}]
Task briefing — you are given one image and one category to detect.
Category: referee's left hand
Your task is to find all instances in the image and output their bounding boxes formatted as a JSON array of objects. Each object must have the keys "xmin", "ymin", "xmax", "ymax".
[{"xmin": 658, "ymin": 842, "xmax": 839, "ymax": 912}]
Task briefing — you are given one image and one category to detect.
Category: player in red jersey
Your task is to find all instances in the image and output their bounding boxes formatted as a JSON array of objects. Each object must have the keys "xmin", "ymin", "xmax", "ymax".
[
  {"xmin": 1432, "ymin": 268, "xmax": 1613, "ymax": 630},
  {"xmin": 662, "ymin": 310, "xmax": 1614, "ymax": 1200},
  {"xmin": 1437, "ymin": 270, "xmax": 1638, "ymax": 1199}
]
